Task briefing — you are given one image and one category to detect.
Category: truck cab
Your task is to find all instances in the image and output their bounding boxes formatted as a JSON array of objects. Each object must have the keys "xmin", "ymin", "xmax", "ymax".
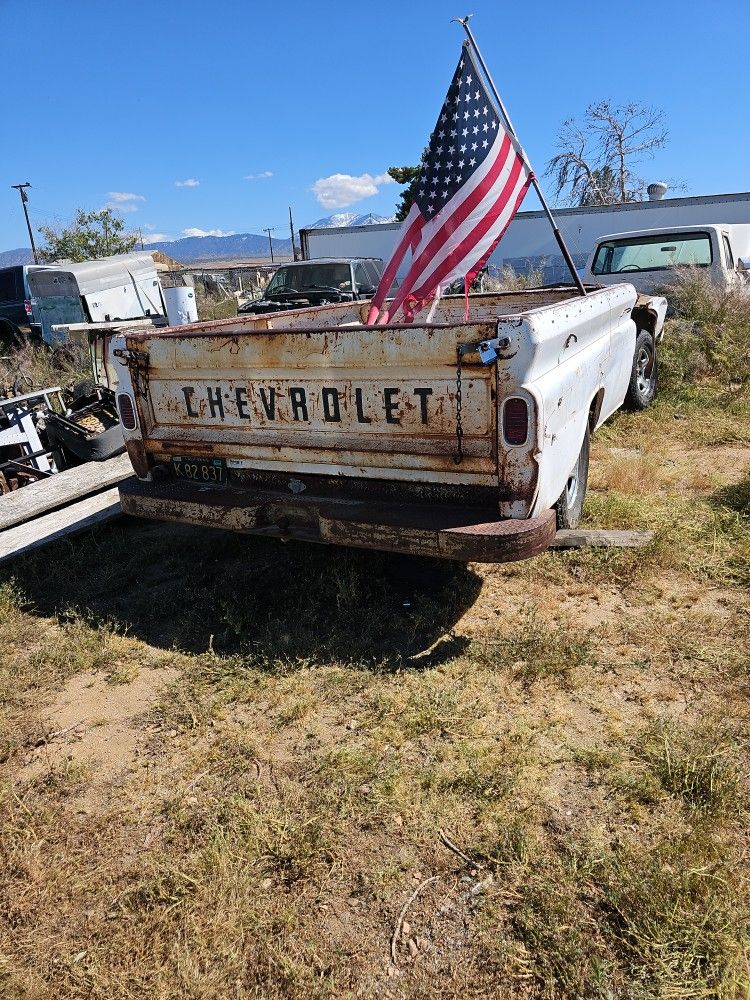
[{"xmin": 583, "ymin": 224, "xmax": 750, "ymax": 296}]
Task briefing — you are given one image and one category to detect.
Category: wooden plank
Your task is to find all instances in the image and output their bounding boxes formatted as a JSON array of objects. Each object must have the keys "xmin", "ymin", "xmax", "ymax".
[
  {"xmin": 551, "ymin": 529, "xmax": 653, "ymax": 549},
  {"xmin": 0, "ymin": 489, "xmax": 123, "ymax": 565},
  {"xmin": 0, "ymin": 453, "xmax": 134, "ymax": 532}
]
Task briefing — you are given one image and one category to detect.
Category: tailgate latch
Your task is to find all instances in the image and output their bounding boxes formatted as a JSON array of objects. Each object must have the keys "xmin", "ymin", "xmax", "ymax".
[{"xmin": 476, "ymin": 335, "xmax": 512, "ymax": 365}]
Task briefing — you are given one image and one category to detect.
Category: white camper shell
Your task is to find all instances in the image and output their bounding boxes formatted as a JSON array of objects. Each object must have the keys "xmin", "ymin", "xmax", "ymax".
[{"xmin": 64, "ymin": 252, "xmax": 167, "ymax": 324}]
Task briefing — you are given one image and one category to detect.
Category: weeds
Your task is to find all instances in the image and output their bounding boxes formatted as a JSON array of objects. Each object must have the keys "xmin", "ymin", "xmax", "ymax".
[
  {"xmin": 472, "ymin": 605, "xmax": 593, "ymax": 685},
  {"xmin": 494, "ymin": 263, "xmax": 546, "ymax": 290},
  {"xmin": 0, "ymin": 340, "xmax": 89, "ymax": 392},
  {"xmin": 640, "ymin": 719, "xmax": 746, "ymax": 817},
  {"xmin": 661, "ymin": 268, "xmax": 750, "ymax": 388}
]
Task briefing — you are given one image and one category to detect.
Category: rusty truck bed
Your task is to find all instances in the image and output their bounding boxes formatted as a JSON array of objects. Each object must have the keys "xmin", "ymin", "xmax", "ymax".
[{"xmin": 110, "ymin": 287, "xmax": 623, "ymax": 561}]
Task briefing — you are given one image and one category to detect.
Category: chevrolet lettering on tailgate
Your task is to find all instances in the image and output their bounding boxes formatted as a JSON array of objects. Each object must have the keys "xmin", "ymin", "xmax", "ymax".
[{"xmin": 151, "ymin": 378, "xmax": 488, "ymax": 436}]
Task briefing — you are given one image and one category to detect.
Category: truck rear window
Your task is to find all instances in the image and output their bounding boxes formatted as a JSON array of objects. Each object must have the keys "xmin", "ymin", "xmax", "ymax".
[
  {"xmin": 267, "ymin": 263, "xmax": 352, "ymax": 294},
  {"xmin": 592, "ymin": 232, "xmax": 713, "ymax": 274}
]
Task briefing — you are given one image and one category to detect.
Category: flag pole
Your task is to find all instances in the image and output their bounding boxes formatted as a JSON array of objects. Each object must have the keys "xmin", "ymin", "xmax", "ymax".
[{"xmin": 453, "ymin": 15, "xmax": 587, "ymax": 296}]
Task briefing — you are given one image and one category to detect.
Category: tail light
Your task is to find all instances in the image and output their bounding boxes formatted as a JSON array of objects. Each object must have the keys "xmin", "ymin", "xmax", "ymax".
[
  {"xmin": 503, "ymin": 397, "xmax": 529, "ymax": 445},
  {"xmin": 24, "ymin": 299, "xmax": 33, "ymax": 317},
  {"xmin": 117, "ymin": 392, "xmax": 137, "ymax": 430}
]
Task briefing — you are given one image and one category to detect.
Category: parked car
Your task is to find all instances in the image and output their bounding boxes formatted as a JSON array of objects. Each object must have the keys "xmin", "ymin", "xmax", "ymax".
[
  {"xmin": 107, "ymin": 281, "xmax": 666, "ymax": 563},
  {"xmin": 239, "ymin": 258, "xmax": 385, "ymax": 315},
  {"xmin": 583, "ymin": 224, "xmax": 750, "ymax": 296},
  {"xmin": 0, "ymin": 264, "xmax": 51, "ymax": 346}
]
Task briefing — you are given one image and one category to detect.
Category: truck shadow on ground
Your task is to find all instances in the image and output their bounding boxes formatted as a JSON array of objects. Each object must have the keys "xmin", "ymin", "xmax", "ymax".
[{"xmin": 4, "ymin": 518, "xmax": 482, "ymax": 669}]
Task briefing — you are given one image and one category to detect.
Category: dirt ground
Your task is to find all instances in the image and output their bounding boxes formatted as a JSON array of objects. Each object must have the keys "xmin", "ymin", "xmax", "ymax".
[{"xmin": 1, "ymin": 329, "xmax": 749, "ymax": 998}]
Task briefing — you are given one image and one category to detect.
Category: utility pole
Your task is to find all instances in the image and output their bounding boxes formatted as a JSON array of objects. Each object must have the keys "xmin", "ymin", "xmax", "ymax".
[
  {"xmin": 263, "ymin": 227, "xmax": 275, "ymax": 263},
  {"xmin": 11, "ymin": 183, "xmax": 38, "ymax": 263},
  {"xmin": 288, "ymin": 207, "xmax": 299, "ymax": 261}
]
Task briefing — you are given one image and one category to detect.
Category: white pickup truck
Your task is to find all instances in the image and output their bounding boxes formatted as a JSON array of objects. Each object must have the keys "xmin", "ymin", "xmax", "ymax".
[
  {"xmin": 583, "ymin": 223, "xmax": 750, "ymax": 296},
  {"xmin": 107, "ymin": 284, "xmax": 665, "ymax": 563}
]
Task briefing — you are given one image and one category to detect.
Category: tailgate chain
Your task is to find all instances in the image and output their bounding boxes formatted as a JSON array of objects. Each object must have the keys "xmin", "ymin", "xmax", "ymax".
[
  {"xmin": 113, "ymin": 348, "xmax": 150, "ymax": 398},
  {"xmin": 453, "ymin": 347, "xmax": 464, "ymax": 465}
]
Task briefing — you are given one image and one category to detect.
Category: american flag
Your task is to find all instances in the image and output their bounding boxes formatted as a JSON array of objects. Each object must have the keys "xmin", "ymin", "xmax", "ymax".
[{"xmin": 367, "ymin": 43, "xmax": 532, "ymax": 324}]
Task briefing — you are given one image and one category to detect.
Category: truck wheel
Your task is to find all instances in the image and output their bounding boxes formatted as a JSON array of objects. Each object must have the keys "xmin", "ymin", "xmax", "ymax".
[
  {"xmin": 554, "ymin": 427, "xmax": 590, "ymax": 530},
  {"xmin": 625, "ymin": 330, "xmax": 658, "ymax": 410}
]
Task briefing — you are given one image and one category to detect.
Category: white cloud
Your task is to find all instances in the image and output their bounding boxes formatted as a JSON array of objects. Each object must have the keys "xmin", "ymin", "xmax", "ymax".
[
  {"xmin": 108, "ymin": 191, "xmax": 145, "ymax": 203},
  {"xmin": 310, "ymin": 171, "xmax": 395, "ymax": 209},
  {"xmin": 102, "ymin": 201, "xmax": 139, "ymax": 213},
  {"xmin": 182, "ymin": 227, "xmax": 235, "ymax": 238},
  {"xmin": 144, "ymin": 232, "xmax": 173, "ymax": 243},
  {"xmin": 175, "ymin": 178, "xmax": 200, "ymax": 188},
  {"xmin": 243, "ymin": 170, "xmax": 273, "ymax": 181}
]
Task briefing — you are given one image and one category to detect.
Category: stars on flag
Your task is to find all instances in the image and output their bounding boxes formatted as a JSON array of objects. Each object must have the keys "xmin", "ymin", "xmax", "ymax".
[{"xmin": 415, "ymin": 46, "xmax": 502, "ymax": 218}]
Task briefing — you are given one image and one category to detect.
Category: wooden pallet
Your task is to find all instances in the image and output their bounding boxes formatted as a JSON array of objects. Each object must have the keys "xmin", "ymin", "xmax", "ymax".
[
  {"xmin": 0, "ymin": 452, "xmax": 133, "ymax": 532},
  {"xmin": 0, "ymin": 488, "xmax": 123, "ymax": 565}
]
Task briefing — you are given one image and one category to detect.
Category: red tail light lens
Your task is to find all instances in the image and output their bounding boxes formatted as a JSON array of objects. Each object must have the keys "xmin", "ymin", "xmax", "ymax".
[
  {"xmin": 24, "ymin": 299, "xmax": 33, "ymax": 316},
  {"xmin": 503, "ymin": 397, "xmax": 529, "ymax": 445},
  {"xmin": 117, "ymin": 392, "xmax": 137, "ymax": 430}
]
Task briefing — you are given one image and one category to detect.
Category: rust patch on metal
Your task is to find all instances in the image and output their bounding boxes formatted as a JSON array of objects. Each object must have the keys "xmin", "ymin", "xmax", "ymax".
[{"xmin": 119, "ymin": 479, "xmax": 555, "ymax": 563}]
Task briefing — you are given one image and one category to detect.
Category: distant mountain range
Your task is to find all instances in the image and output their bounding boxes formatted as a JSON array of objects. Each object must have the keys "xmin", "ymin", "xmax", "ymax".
[
  {"xmin": 0, "ymin": 212, "xmax": 398, "ymax": 269},
  {"xmin": 0, "ymin": 247, "xmax": 34, "ymax": 267},
  {"xmin": 145, "ymin": 232, "xmax": 293, "ymax": 262},
  {"xmin": 144, "ymin": 213, "xmax": 396, "ymax": 262}
]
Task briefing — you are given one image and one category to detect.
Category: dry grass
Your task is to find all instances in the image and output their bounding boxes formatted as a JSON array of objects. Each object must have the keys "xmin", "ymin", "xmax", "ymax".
[
  {"xmin": 1, "ymin": 303, "xmax": 749, "ymax": 997},
  {"xmin": 0, "ymin": 340, "xmax": 90, "ymax": 394},
  {"xmin": 195, "ymin": 286, "xmax": 238, "ymax": 322},
  {"xmin": 492, "ymin": 263, "xmax": 546, "ymax": 290}
]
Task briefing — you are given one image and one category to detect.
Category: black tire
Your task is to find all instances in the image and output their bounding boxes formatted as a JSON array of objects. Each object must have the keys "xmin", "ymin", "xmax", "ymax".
[
  {"xmin": 554, "ymin": 426, "xmax": 590, "ymax": 530},
  {"xmin": 624, "ymin": 329, "xmax": 658, "ymax": 411}
]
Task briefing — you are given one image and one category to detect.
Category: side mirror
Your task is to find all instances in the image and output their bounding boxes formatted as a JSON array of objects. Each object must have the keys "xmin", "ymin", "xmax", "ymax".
[{"xmin": 358, "ymin": 284, "xmax": 376, "ymax": 296}]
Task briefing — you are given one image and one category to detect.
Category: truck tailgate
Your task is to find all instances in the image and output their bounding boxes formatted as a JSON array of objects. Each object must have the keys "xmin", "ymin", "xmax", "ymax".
[{"xmin": 121, "ymin": 324, "xmax": 499, "ymax": 485}]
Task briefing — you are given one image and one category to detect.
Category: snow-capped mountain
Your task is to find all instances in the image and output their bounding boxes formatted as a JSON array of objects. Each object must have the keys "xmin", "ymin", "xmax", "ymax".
[{"xmin": 306, "ymin": 212, "xmax": 396, "ymax": 229}]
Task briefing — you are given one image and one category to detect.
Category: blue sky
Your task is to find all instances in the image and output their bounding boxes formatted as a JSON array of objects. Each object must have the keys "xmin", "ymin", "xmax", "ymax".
[{"xmin": 2, "ymin": 0, "xmax": 748, "ymax": 251}]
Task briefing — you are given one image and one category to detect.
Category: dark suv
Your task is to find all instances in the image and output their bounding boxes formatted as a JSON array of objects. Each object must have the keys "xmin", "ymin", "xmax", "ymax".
[
  {"xmin": 0, "ymin": 264, "xmax": 45, "ymax": 345},
  {"xmin": 239, "ymin": 257, "xmax": 384, "ymax": 315}
]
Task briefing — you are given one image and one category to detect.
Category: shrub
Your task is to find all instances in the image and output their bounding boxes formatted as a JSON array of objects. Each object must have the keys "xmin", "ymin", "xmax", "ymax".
[{"xmin": 661, "ymin": 268, "xmax": 750, "ymax": 388}]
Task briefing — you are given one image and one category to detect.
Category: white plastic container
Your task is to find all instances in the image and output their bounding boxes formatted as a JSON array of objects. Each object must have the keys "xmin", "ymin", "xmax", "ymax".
[{"xmin": 164, "ymin": 285, "xmax": 198, "ymax": 326}]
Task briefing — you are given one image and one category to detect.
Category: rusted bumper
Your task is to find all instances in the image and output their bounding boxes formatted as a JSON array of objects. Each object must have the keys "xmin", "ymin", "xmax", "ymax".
[{"xmin": 118, "ymin": 479, "xmax": 556, "ymax": 563}]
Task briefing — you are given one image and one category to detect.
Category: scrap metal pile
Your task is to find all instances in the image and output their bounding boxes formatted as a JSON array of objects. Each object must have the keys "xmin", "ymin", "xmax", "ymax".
[{"xmin": 0, "ymin": 378, "xmax": 124, "ymax": 494}]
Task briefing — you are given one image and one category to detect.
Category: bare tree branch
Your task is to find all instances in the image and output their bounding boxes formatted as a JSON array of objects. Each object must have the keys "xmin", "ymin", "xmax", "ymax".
[{"xmin": 545, "ymin": 100, "xmax": 669, "ymax": 206}]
